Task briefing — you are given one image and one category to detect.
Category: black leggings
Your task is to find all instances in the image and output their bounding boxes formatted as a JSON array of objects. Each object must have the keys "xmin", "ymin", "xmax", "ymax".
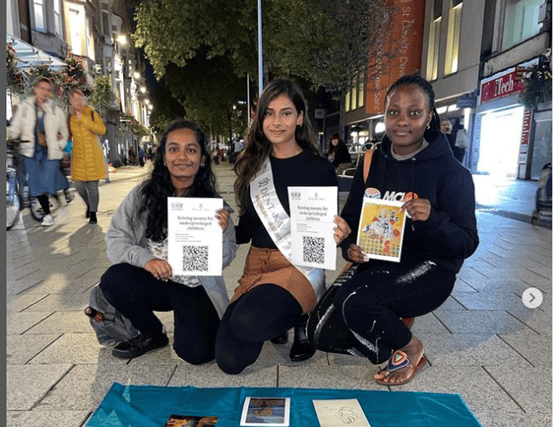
[
  {"xmin": 99, "ymin": 263, "xmax": 220, "ymax": 365},
  {"xmin": 37, "ymin": 194, "xmax": 51, "ymax": 215},
  {"xmin": 307, "ymin": 259, "xmax": 455, "ymax": 364},
  {"xmin": 215, "ymin": 284, "xmax": 304, "ymax": 375}
]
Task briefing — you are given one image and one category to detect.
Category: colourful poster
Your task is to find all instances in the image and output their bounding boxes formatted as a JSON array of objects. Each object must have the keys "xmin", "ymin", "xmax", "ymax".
[{"xmin": 356, "ymin": 199, "xmax": 406, "ymax": 262}]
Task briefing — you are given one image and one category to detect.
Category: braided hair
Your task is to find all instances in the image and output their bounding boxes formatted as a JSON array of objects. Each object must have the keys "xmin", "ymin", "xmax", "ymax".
[{"xmin": 385, "ymin": 74, "xmax": 441, "ymax": 130}]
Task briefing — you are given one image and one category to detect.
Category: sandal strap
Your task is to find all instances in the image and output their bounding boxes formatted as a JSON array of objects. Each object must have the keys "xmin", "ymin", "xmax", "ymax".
[{"xmin": 387, "ymin": 350, "xmax": 410, "ymax": 373}]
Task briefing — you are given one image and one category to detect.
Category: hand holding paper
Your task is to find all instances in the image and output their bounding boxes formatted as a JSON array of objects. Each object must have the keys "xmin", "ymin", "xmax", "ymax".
[
  {"xmin": 167, "ymin": 197, "xmax": 223, "ymax": 276},
  {"xmin": 288, "ymin": 186, "xmax": 338, "ymax": 270},
  {"xmin": 333, "ymin": 215, "xmax": 351, "ymax": 245}
]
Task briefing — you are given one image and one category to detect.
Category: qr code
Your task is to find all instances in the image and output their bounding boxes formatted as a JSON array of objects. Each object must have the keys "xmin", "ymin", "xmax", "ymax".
[
  {"xmin": 182, "ymin": 245, "xmax": 209, "ymax": 272},
  {"xmin": 302, "ymin": 236, "xmax": 325, "ymax": 264}
]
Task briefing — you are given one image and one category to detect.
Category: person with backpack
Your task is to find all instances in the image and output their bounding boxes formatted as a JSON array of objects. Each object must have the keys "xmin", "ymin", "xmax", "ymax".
[
  {"xmin": 98, "ymin": 120, "xmax": 237, "ymax": 362},
  {"xmin": 68, "ymin": 88, "xmax": 106, "ymax": 224},
  {"xmin": 306, "ymin": 75, "xmax": 479, "ymax": 386}
]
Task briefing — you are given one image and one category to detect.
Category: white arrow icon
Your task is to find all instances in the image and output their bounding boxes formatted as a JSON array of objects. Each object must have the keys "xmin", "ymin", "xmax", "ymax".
[{"xmin": 522, "ymin": 287, "xmax": 543, "ymax": 309}]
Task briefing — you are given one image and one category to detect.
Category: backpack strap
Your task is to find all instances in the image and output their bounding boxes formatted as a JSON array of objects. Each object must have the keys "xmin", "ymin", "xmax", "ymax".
[{"xmin": 363, "ymin": 147, "xmax": 375, "ymax": 183}]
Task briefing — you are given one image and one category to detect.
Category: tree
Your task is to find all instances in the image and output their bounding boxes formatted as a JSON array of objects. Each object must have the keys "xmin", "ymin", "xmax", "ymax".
[
  {"xmin": 134, "ymin": 0, "xmax": 257, "ymax": 81},
  {"xmin": 266, "ymin": 0, "xmax": 397, "ymax": 138},
  {"xmin": 89, "ymin": 76, "xmax": 117, "ymax": 121},
  {"xmin": 134, "ymin": 0, "xmax": 255, "ymax": 138},
  {"xmin": 161, "ymin": 50, "xmax": 249, "ymax": 139}
]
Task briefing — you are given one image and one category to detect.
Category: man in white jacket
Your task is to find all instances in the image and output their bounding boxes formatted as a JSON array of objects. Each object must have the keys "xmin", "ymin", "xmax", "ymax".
[{"xmin": 8, "ymin": 77, "xmax": 69, "ymax": 226}]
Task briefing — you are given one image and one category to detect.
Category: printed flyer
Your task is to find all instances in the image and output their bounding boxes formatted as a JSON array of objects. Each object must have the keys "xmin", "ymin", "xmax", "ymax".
[
  {"xmin": 356, "ymin": 198, "xmax": 406, "ymax": 262},
  {"xmin": 288, "ymin": 186, "xmax": 338, "ymax": 270},
  {"xmin": 167, "ymin": 197, "xmax": 223, "ymax": 276}
]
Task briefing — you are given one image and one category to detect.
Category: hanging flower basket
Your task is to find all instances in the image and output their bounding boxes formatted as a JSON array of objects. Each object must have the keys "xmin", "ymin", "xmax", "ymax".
[{"xmin": 520, "ymin": 51, "xmax": 552, "ymax": 109}]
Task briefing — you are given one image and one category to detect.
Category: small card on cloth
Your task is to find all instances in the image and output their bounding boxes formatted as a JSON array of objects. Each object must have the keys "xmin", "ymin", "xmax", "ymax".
[
  {"xmin": 313, "ymin": 398, "xmax": 371, "ymax": 427},
  {"xmin": 240, "ymin": 397, "xmax": 290, "ymax": 426}
]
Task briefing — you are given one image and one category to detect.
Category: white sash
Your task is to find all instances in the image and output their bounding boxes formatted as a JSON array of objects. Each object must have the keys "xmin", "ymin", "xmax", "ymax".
[{"xmin": 250, "ymin": 157, "xmax": 326, "ymax": 298}]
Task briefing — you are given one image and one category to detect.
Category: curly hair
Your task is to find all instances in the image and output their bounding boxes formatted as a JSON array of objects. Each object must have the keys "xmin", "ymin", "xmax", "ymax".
[
  {"xmin": 234, "ymin": 78, "xmax": 319, "ymax": 215},
  {"xmin": 385, "ymin": 74, "xmax": 441, "ymax": 130},
  {"xmin": 139, "ymin": 119, "xmax": 216, "ymax": 242}
]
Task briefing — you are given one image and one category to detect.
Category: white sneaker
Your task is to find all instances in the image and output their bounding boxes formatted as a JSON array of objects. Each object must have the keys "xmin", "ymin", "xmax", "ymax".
[{"xmin": 41, "ymin": 214, "xmax": 54, "ymax": 227}]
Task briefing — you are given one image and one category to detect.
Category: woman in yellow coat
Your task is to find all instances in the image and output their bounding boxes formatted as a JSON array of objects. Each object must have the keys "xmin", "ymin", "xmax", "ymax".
[{"xmin": 69, "ymin": 88, "xmax": 106, "ymax": 224}]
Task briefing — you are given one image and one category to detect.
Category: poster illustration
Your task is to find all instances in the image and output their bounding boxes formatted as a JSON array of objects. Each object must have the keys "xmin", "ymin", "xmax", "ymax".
[{"xmin": 356, "ymin": 198, "xmax": 406, "ymax": 262}]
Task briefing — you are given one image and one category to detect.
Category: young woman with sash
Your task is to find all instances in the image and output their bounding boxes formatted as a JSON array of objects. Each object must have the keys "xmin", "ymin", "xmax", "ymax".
[
  {"xmin": 215, "ymin": 78, "xmax": 351, "ymax": 374},
  {"xmin": 306, "ymin": 75, "xmax": 479, "ymax": 386}
]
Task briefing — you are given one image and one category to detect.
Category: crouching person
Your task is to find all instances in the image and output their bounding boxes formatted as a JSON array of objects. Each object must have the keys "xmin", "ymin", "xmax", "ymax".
[{"xmin": 99, "ymin": 120, "xmax": 237, "ymax": 362}]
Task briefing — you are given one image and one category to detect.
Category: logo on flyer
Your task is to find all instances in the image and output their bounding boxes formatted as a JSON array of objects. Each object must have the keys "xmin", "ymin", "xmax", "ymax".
[
  {"xmin": 290, "ymin": 191, "xmax": 301, "ymax": 200},
  {"xmin": 364, "ymin": 188, "xmax": 381, "ymax": 199}
]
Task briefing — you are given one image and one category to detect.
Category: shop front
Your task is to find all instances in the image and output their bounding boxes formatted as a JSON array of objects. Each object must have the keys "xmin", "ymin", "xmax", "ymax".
[{"xmin": 473, "ymin": 63, "xmax": 538, "ymax": 179}]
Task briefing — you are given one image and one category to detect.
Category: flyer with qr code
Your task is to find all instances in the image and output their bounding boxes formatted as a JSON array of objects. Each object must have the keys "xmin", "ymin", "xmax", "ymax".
[
  {"xmin": 288, "ymin": 186, "xmax": 337, "ymax": 270},
  {"xmin": 167, "ymin": 197, "xmax": 223, "ymax": 276},
  {"xmin": 356, "ymin": 198, "xmax": 406, "ymax": 263}
]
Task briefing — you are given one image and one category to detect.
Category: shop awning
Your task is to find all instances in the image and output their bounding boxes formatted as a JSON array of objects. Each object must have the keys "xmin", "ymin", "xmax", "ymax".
[{"xmin": 7, "ymin": 34, "xmax": 66, "ymax": 69}]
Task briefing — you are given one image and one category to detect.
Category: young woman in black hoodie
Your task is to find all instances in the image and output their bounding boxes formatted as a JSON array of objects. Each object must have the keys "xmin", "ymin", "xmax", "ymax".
[{"xmin": 307, "ymin": 75, "xmax": 479, "ymax": 386}]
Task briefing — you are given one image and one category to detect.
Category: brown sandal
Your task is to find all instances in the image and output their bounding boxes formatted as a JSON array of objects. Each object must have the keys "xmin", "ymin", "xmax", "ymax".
[{"xmin": 375, "ymin": 349, "xmax": 427, "ymax": 386}]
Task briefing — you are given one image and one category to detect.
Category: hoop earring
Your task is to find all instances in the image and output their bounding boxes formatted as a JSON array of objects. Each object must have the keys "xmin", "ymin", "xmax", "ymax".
[{"xmin": 200, "ymin": 162, "xmax": 205, "ymax": 168}]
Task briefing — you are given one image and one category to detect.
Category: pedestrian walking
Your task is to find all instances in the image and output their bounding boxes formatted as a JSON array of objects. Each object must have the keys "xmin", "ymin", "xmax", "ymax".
[
  {"xmin": 99, "ymin": 119, "xmax": 237, "ymax": 362},
  {"xmin": 68, "ymin": 88, "xmax": 106, "ymax": 224},
  {"xmin": 7, "ymin": 76, "xmax": 69, "ymax": 227}
]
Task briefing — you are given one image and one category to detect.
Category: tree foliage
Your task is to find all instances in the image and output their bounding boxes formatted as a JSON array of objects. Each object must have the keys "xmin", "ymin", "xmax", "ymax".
[
  {"xmin": 89, "ymin": 76, "xmax": 117, "ymax": 121},
  {"xmin": 266, "ymin": 0, "xmax": 396, "ymax": 94},
  {"xmin": 134, "ymin": 0, "xmax": 257, "ymax": 80},
  {"xmin": 134, "ymin": 0, "xmax": 399, "ymax": 138},
  {"xmin": 161, "ymin": 51, "xmax": 248, "ymax": 137}
]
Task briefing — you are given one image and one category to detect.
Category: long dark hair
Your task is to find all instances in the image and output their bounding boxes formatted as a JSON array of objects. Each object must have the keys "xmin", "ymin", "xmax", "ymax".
[
  {"xmin": 234, "ymin": 78, "xmax": 319, "ymax": 215},
  {"xmin": 385, "ymin": 74, "xmax": 441, "ymax": 130},
  {"xmin": 139, "ymin": 119, "xmax": 216, "ymax": 241},
  {"xmin": 327, "ymin": 133, "xmax": 346, "ymax": 155}
]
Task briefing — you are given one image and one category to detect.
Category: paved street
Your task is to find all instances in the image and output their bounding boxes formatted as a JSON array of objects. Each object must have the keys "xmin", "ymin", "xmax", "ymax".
[{"xmin": 6, "ymin": 161, "xmax": 552, "ymax": 427}]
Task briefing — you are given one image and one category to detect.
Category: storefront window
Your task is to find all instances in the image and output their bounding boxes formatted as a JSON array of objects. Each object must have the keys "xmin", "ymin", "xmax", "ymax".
[
  {"xmin": 502, "ymin": 0, "xmax": 544, "ymax": 50},
  {"xmin": 444, "ymin": 1, "xmax": 463, "ymax": 75}
]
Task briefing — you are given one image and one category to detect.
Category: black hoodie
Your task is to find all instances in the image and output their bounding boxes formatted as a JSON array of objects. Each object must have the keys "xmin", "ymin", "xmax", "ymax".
[{"xmin": 340, "ymin": 129, "xmax": 479, "ymax": 273}]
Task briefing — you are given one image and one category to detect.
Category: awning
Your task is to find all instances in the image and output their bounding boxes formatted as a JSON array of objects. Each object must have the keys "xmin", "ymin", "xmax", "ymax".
[{"xmin": 7, "ymin": 34, "xmax": 66, "ymax": 69}]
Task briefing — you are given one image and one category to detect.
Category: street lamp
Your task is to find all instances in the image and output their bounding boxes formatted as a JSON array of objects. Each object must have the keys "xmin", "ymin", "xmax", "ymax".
[
  {"xmin": 117, "ymin": 34, "xmax": 128, "ymax": 46},
  {"xmin": 134, "ymin": 71, "xmax": 140, "ymax": 80}
]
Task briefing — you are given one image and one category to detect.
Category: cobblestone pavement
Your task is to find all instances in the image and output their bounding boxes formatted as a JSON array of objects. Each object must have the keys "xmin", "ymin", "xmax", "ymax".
[{"xmin": 6, "ymin": 161, "xmax": 551, "ymax": 426}]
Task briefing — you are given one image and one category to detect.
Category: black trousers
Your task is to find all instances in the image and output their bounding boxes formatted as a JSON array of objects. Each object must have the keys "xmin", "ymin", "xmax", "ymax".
[
  {"xmin": 215, "ymin": 284, "xmax": 304, "ymax": 375},
  {"xmin": 99, "ymin": 263, "xmax": 220, "ymax": 365},
  {"xmin": 307, "ymin": 258, "xmax": 455, "ymax": 364}
]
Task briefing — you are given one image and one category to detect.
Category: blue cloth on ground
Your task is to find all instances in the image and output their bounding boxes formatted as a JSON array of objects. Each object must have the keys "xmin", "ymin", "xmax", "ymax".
[{"xmin": 86, "ymin": 383, "xmax": 483, "ymax": 426}]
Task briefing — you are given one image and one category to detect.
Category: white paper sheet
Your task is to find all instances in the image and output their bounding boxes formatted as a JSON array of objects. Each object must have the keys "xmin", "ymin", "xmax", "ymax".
[
  {"xmin": 288, "ymin": 186, "xmax": 338, "ymax": 270},
  {"xmin": 167, "ymin": 197, "xmax": 223, "ymax": 276},
  {"xmin": 312, "ymin": 399, "xmax": 371, "ymax": 427}
]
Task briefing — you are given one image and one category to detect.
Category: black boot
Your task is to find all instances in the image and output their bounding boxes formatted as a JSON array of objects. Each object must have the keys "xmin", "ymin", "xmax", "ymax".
[
  {"xmin": 289, "ymin": 319, "xmax": 316, "ymax": 362},
  {"xmin": 270, "ymin": 331, "xmax": 289, "ymax": 345}
]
